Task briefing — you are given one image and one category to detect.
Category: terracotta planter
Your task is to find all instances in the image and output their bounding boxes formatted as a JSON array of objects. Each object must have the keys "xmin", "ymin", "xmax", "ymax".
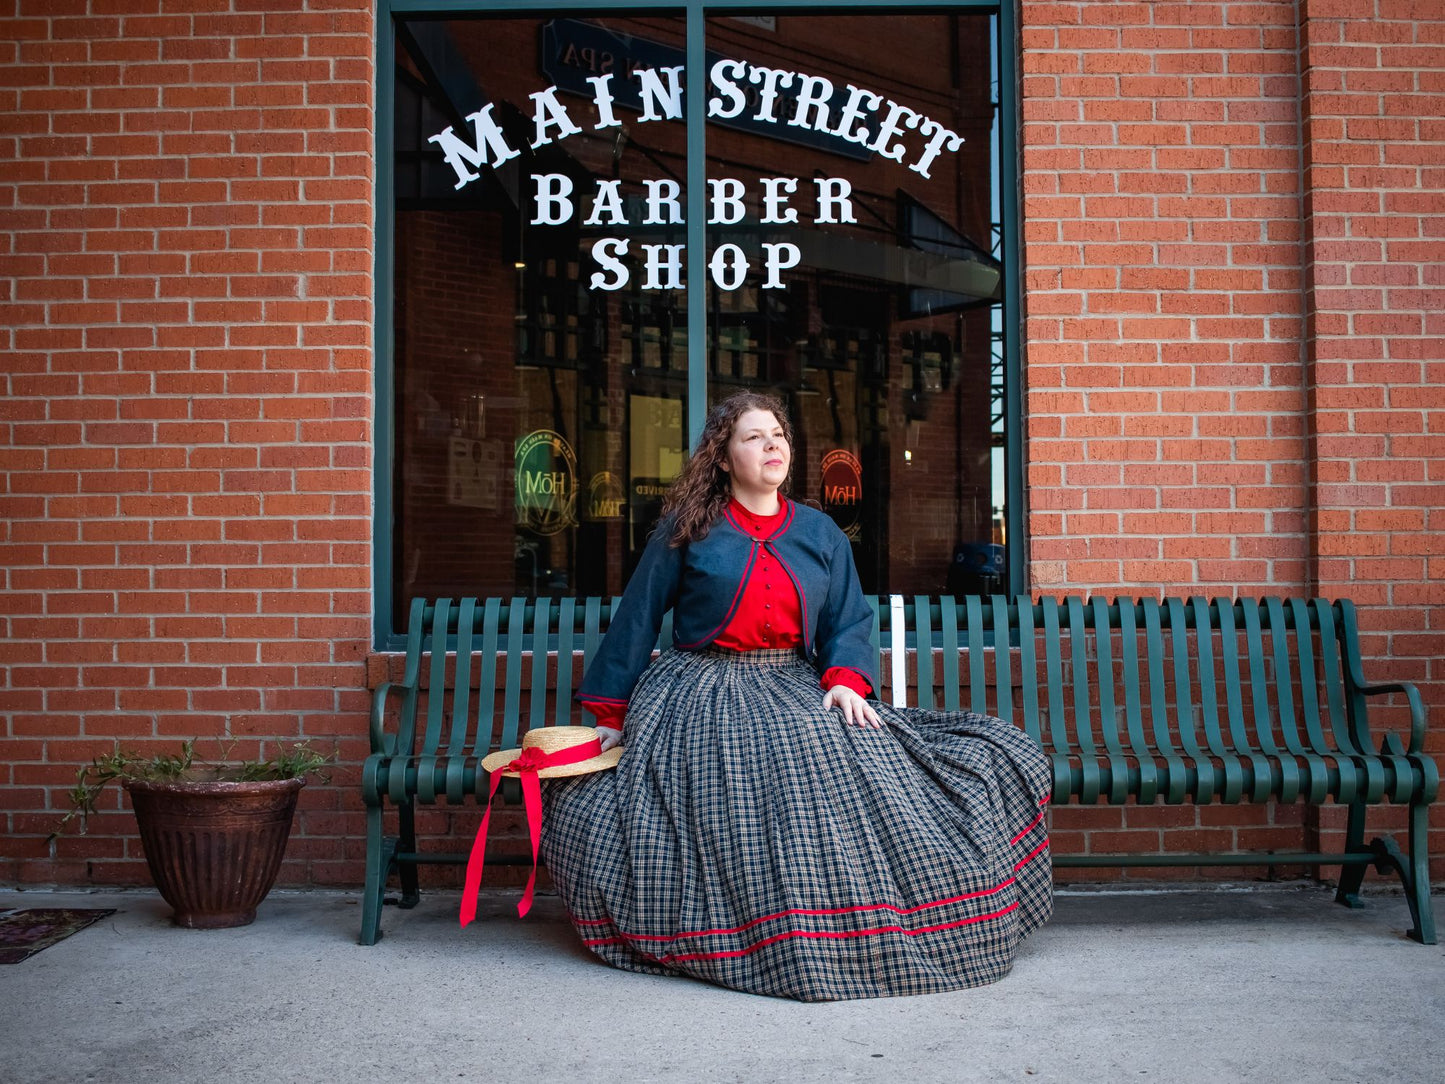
[{"xmin": 125, "ymin": 777, "xmax": 305, "ymax": 929}]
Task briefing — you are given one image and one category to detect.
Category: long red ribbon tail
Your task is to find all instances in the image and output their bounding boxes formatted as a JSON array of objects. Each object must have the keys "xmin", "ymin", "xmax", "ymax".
[
  {"xmin": 516, "ymin": 769, "xmax": 544, "ymax": 918},
  {"xmin": 458, "ymin": 738, "xmax": 604, "ymax": 926},
  {"xmin": 459, "ymin": 770, "xmax": 506, "ymax": 927}
]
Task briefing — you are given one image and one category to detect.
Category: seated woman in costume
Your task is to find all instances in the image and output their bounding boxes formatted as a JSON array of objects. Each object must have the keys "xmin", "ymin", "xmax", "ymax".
[{"xmin": 540, "ymin": 390, "xmax": 1053, "ymax": 1001}]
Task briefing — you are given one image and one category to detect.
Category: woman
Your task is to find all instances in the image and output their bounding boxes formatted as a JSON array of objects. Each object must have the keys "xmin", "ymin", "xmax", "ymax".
[{"xmin": 540, "ymin": 391, "xmax": 1052, "ymax": 1001}]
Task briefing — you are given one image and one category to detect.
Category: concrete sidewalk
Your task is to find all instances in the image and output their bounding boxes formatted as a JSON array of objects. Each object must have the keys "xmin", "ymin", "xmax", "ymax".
[{"xmin": 0, "ymin": 885, "xmax": 1441, "ymax": 1084}]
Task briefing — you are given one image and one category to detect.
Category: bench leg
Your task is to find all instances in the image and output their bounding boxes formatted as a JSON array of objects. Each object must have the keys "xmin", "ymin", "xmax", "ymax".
[
  {"xmin": 360, "ymin": 803, "xmax": 394, "ymax": 946},
  {"xmin": 1333, "ymin": 801, "xmax": 1368, "ymax": 909},
  {"xmin": 1397, "ymin": 800, "xmax": 1436, "ymax": 945},
  {"xmin": 1363, "ymin": 800, "xmax": 1437, "ymax": 946},
  {"xmin": 1405, "ymin": 800, "xmax": 1438, "ymax": 944},
  {"xmin": 398, "ymin": 800, "xmax": 420, "ymax": 909}
]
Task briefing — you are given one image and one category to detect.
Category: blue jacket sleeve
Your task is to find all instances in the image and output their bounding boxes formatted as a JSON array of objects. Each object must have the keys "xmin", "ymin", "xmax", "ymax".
[
  {"xmin": 577, "ymin": 522, "xmax": 685, "ymax": 710},
  {"xmin": 813, "ymin": 531, "xmax": 878, "ymax": 694}
]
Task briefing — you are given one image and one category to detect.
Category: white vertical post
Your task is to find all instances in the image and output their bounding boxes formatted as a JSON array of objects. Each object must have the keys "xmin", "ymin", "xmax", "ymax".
[{"xmin": 889, "ymin": 594, "xmax": 907, "ymax": 708}]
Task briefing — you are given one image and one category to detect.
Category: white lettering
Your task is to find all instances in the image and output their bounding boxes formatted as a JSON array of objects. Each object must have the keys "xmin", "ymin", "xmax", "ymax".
[
  {"xmin": 761, "ymin": 177, "xmax": 798, "ymax": 225},
  {"xmin": 427, "ymin": 105, "xmax": 520, "ymax": 189},
  {"xmin": 831, "ymin": 85, "xmax": 882, "ymax": 146},
  {"xmin": 640, "ymin": 243, "xmax": 685, "ymax": 290},
  {"xmin": 708, "ymin": 178, "xmax": 746, "ymax": 225},
  {"xmin": 587, "ymin": 74, "xmax": 621, "ymax": 130},
  {"xmin": 643, "ymin": 179, "xmax": 683, "ymax": 225},
  {"xmin": 868, "ymin": 101, "xmax": 922, "ymax": 162},
  {"xmin": 789, "ymin": 74, "xmax": 834, "ymax": 132},
  {"xmin": 814, "ymin": 177, "xmax": 856, "ymax": 224},
  {"xmin": 635, "ymin": 66, "xmax": 685, "ymax": 122},
  {"xmin": 709, "ymin": 244, "xmax": 747, "ymax": 291},
  {"xmin": 529, "ymin": 86, "xmax": 582, "ymax": 149},
  {"xmin": 582, "ymin": 179, "xmax": 626, "ymax": 227},
  {"xmin": 707, "ymin": 59, "xmax": 749, "ymax": 120},
  {"xmin": 909, "ymin": 118, "xmax": 964, "ymax": 179},
  {"xmin": 589, "ymin": 238, "xmax": 629, "ymax": 290},
  {"xmin": 531, "ymin": 173, "xmax": 574, "ymax": 226},
  {"xmin": 761, "ymin": 242, "xmax": 800, "ymax": 289},
  {"xmin": 747, "ymin": 66, "xmax": 795, "ymax": 123}
]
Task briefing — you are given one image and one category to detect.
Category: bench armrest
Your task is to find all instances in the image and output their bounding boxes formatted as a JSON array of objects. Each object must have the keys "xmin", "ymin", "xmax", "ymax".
[
  {"xmin": 369, "ymin": 681, "xmax": 416, "ymax": 756},
  {"xmin": 1354, "ymin": 680, "xmax": 1427, "ymax": 755}
]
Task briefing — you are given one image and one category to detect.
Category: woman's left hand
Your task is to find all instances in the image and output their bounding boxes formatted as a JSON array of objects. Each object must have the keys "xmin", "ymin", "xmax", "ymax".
[{"xmin": 822, "ymin": 686, "xmax": 882, "ymax": 729}]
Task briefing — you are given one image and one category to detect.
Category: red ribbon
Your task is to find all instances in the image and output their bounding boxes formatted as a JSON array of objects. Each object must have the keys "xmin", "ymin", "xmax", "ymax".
[{"xmin": 459, "ymin": 737, "xmax": 604, "ymax": 926}]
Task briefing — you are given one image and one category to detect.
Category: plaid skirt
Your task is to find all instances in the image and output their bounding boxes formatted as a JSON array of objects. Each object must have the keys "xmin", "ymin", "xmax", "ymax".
[{"xmin": 540, "ymin": 648, "xmax": 1053, "ymax": 1001}]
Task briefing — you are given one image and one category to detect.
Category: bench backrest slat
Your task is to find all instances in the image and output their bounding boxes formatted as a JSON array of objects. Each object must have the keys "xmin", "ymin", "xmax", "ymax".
[
  {"xmin": 990, "ymin": 594, "xmax": 1013, "ymax": 724},
  {"xmin": 1015, "ymin": 597, "xmax": 1042, "ymax": 743},
  {"xmin": 1138, "ymin": 604, "xmax": 1173, "ymax": 757},
  {"xmin": 1215, "ymin": 601, "xmax": 1252, "ymax": 754},
  {"xmin": 499, "ymin": 597, "xmax": 527, "ymax": 753},
  {"xmin": 1240, "ymin": 599, "xmax": 1280, "ymax": 756},
  {"xmin": 1118, "ymin": 599, "xmax": 1152, "ymax": 757},
  {"xmin": 423, "ymin": 597, "xmax": 453, "ymax": 757},
  {"xmin": 470, "ymin": 598, "xmax": 501, "ymax": 756},
  {"xmin": 1290, "ymin": 598, "xmax": 1330, "ymax": 754},
  {"xmin": 867, "ymin": 595, "xmax": 882, "ymax": 694},
  {"xmin": 1163, "ymin": 599, "xmax": 1204, "ymax": 760},
  {"xmin": 913, "ymin": 596, "xmax": 935, "ymax": 710},
  {"xmin": 939, "ymin": 595, "xmax": 961, "ymax": 714},
  {"xmin": 555, "ymin": 597, "xmax": 577, "ymax": 728},
  {"xmin": 1264, "ymin": 598, "xmax": 1306, "ymax": 756},
  {"xmin": 449, "ymin": 597, "xmax": 476, "ymax": 756},
  {"xmin": 1314, "ymin": 599, "xmax": 1355, "ymax": 753},
  {"xmin": 1065, "ymin": 597, "xmax": 1100, "ymax": 756},
  {"xmin": 965, "ymin": 596, "xmax": 987, "ymax": 714},
  {"xmin": 1091, "ymin": 597, "xmax": 1124, "ymax": 756},
  {"xmin": 529, "ymin": 597, "xmax": 551, "ymax": 735}
]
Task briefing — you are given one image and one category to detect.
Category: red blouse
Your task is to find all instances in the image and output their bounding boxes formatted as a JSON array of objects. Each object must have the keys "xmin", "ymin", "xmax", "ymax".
[{"xmin": 581, "ymin": 496, "xmax": 873, "ymax": 730}]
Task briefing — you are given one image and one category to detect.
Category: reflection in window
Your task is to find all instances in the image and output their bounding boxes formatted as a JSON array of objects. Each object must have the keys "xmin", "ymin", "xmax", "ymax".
[{"xmin": 388, "ymin": 11, "xmax": 1009, "ymax": 630}]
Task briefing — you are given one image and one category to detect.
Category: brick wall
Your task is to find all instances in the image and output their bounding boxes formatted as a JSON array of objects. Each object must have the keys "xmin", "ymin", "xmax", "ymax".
[
  {"xmin": 0, "ymin": 0, "xmax": 376, "ymax": 886},
  {"xmin": 1, "ymin": 0, "xmax": 1440, "ymax": 892},
  {"xmin": 1021, "ymin": 0, "xmax": 1444, "ymax": 880}
]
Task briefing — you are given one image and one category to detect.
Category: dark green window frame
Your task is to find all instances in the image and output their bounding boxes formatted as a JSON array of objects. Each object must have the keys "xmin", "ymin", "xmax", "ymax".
[{"xmin": 374, "ymin": 0, "xmax": 1023, "ymax": 648}]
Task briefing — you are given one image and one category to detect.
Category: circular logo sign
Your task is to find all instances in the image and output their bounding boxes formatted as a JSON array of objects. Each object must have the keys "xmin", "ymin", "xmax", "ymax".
[
  {"xmin": 514, "ymin": 429, "xmax": 577, "ymax": 536},
  {"xmin": 586, "ymin": 470, "xmax": 624, "ymax": 520},
  {"xmin": 820, "ymin": 449, "xmax": 862, "ymax": 539}
]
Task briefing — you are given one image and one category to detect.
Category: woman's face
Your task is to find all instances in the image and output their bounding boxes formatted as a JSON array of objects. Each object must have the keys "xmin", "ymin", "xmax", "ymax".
[{"xmin": 722, "ymin": 409, "xmax": 791, "ymax": 498}]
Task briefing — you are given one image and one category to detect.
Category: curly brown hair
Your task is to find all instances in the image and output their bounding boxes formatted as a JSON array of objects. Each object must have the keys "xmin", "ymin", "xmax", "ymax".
[{"xmin": 659, "ymin": 391, "xmax": 794, "ymax": 546}]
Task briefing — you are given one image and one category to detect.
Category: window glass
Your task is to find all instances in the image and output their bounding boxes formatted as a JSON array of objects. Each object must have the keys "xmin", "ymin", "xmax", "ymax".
[
  {"xmin": 704, "ymin": 12, "xmax": 1003, "ymax": 596},
  {"xmin": 393, "ymin": 13, "xmax": 688, "ymax": 615},
  {"xmin": 388, "ymin": 8, "xmax": 1007, "ymax": 628}
]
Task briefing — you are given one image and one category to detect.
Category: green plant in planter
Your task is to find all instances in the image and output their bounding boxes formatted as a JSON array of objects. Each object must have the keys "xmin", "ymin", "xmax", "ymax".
[
  {"xmin": 51, "ymin": 740, "xmax": 334, "ymax": 929},
  {"xmin": 51, "ymin": 739, "xmax": 332, "ymax": 839}
]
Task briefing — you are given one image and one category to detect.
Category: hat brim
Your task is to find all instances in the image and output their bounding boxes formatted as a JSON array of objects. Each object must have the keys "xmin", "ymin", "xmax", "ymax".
[{"xmin": 480, "ymin": 744, "xmax": 623, "ymax": 779}]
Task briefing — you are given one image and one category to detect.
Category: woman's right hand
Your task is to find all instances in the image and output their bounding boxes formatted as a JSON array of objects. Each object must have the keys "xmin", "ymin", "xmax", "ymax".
[{"xmin": 596, "ymin": 725, "xmax": 622, "ymax": 752}]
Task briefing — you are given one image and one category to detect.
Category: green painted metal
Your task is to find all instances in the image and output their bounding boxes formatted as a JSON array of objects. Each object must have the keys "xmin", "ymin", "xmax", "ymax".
[
  {"xmin": 360, "ymin": 591, "xmax": 1437, "ymax": 946},
  {"xmin": 966, "ymin": 595, "xmax": 987, "ymax": 714},
  {"xmin": 990, "ymin": 594, "xmax": 1012, "ymax": 724},
  {"xmin": 939, "ymin": 595, "xmax": 961, "ymax": 713},
  {"xmin": 914, "ymin": 596, "xmax": 935, "ymax": 711}
]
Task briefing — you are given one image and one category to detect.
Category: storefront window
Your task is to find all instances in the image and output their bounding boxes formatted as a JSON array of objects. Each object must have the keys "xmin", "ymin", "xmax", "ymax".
[{"xmin": 382, "ymin": 4, "xmax": 1014, "ymax": 637}]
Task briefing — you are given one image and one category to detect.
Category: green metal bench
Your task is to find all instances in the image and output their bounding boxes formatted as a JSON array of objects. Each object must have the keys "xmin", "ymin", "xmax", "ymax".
[
  {"xmin": 361, "ymin": 594, "xmax": 1436, "ymax": 945},
  {"xmin": 885, "ymin": 594, "xmax": 1436, "ymax": 944}
]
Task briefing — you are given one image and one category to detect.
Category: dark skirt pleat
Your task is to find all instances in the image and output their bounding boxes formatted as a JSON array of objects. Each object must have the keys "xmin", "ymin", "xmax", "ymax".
[{"xmin": 540, "ymin": 648, "xmax": 1053, "ymax": 1001}]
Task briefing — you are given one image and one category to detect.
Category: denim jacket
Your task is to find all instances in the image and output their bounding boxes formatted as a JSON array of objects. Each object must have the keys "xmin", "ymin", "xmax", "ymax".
[{"xmin": 577, "ymin": 499, "xmax": 877, "ymax": 710}]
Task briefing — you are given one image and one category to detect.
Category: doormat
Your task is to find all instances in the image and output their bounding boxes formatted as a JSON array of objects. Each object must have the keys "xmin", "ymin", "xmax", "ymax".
[{"xmin": 0, "ymin": 908, "xmax": 117, "ymax": 964}]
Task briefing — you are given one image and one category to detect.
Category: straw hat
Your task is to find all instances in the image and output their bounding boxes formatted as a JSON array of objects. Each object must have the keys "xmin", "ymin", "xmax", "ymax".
[{"xmin": 480, "ymin": 725, "xmax": 622, "ymax": 778}]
